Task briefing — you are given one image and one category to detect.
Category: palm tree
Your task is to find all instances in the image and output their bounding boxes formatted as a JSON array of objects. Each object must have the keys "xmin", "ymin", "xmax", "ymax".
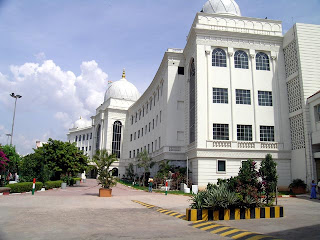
[
  {"xmin": 93, "ymin": 149, "xmax": 118, "ymax": 189},
  {"xmin": 137, "ymin": 150, "xmax": 154, "ymax": 186}
]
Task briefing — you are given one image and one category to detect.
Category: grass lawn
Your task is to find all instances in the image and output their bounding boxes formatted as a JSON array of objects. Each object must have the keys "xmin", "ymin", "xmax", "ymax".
[{"xmin": 117, "ymin": 180, "xmax": 193, "ymax": 196}]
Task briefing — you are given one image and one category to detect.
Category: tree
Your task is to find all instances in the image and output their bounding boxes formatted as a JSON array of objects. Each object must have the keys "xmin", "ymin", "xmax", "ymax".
[
  {"xmin": 93, "ymin": 149, "xmax": 117, "ymax": 189},
  {"xmin": 19, "ymin": 139, "xmax": 88, "ymax": 182},
  {"xmin": 236, "ymin": 159, "xmax": 262, "ymax": 207},
  {"xmin": 35, "ymin": 138, "xmax": 88, "ymax": 179},
  {"xmin": 137, "ymin": 150, "xmax": 155, "ymax": 186},
  {"xmin": 1, "ymin": 145, "xmax": 21, "ymax": 174},
  {"xmin": 125, "ymin": 163, "xmax": 135, "ymax": 181},
  {"xmin": 0, "ymin": 146, "xmax": 10, "ymax": 186},
  {"xmin": 260, "ymin": 154, "xmax": 278, "ymax": 205}
]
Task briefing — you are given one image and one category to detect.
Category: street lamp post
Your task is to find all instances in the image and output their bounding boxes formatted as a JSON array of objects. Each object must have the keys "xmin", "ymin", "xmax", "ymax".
[
  {"xmin": 10, "ymin": 93, "xmax": 22, "ymax": 146},
  {"xmin": 5, "ymin": 134, "xmax": 11, "ymax": 145}
]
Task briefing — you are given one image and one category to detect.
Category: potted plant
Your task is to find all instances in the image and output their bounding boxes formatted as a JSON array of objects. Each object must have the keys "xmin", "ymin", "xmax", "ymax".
[
  {"xmin": 289, "ymin": 179, "xmax": 307, "ymax": 194},
  {"xmin": 93, "ymin": 149, "xmax": 117, "ymax": 197}
]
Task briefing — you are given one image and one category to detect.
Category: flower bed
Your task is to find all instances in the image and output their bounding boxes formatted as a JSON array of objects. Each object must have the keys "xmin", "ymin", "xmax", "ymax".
[{"xmin": 186, "ymin": 206, "xmax": 284, "ymax": 221}]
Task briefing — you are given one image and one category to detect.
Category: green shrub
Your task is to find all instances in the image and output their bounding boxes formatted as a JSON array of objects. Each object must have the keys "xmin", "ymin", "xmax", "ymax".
[
  {"xmin": 5, "ymin": 182, "xmax": 43, "ymax": 193},
  {"xmin": 44, "ymin": 180, "xmax": 63, "ymax": 189},
  {"xmin": 289, "ymin": 179, "xmax": 307, "ymax": 189}
]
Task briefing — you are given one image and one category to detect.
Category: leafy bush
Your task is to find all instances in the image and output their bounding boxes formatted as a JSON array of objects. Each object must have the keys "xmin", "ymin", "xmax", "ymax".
[
  {"xmin": 44, "ymin": 180, "xmax": 63, "ymax": 189},
  {"xmin": 5, "ymin": 182, "xmax": 43, "ymax": 193},
  {"xmin": 190, "ymin": 191, "xmax": 207, "ymax": 209},
  {"xmin": 203, "ymin": 183, "xmax": 239, "ymax": 209},
  {"xmin": 289, "ymin": 179, "xmax": 307, "ymax": 189}
]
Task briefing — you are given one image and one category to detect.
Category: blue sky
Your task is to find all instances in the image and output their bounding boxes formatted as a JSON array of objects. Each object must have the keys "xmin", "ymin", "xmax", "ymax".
[{"xmin": 0, "ymin": 0, "xmax": 320, "ymax": 155}]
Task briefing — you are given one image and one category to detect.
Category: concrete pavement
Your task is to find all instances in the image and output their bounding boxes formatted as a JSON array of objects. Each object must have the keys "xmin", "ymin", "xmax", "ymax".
[{"xmin": 0, "ymin": 179, "xmax": 319, "ymax": 240}]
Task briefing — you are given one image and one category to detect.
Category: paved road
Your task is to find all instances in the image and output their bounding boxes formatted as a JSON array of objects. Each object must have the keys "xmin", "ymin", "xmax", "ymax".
[{"xmin": 0, "ymin": 179, "xmax": 319, "ymax": 240}]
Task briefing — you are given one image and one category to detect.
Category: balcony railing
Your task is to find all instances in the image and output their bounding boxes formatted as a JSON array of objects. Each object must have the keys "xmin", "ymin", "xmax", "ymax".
[{"xmin": 206, "ymin": 141, "xmax": 283, "ymax": 150}]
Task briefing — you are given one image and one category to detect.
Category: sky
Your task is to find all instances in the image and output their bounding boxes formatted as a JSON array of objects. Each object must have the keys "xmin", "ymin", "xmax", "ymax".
[{"xmin": 0, "ymin": 0, "xmax": 320, "ymax": 155}]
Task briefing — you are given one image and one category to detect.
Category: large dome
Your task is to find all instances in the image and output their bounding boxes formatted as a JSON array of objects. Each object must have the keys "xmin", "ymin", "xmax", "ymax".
[
  {"xmin": 104, "ymin": 70, "xmax": 140, "ymax": 102},
  {"xmin": 202, "ymin": 0, "xmax": 241, "ymax": 16}
]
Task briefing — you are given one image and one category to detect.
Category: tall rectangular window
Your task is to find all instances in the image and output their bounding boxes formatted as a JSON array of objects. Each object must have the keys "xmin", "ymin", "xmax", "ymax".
[
  {"xmin": 139, "ymin": 111, "xmax": 141, "ymax": 120},
  {"xmin": 138, "ymin": 130, "xmax": 140, "ymax": 138},
  {"xmin": 236, "ymin": 89, "xmax": 251, "ymax": 105},
  {"xmin": 152, "ymin": 142, "xmax": 153, "ymax": 152},
  {"xmin": 130, "ymin": 134, "xmax": 132, "ymax": 141},
  {"xmin": 213, "ymin": 88, "xmax": 228, "ymax": 104},
  {"xmin": 146, "ymin": 103, "xmax": 148, "ymax": 113},
  {"xmin": 153, "ymin": 119, "xmax": 154, "ymax": 129},
  {"xmin": 86, "ymin": 134, "xmax": 89, "ymax": 140},
  {"xmin": 154, "ymin": 95, "xmax": 156, "ymax": 106},
  {"xmin": 145, "ymin": 125, "xmax": 147, "ymax": 134},
  {"xmin": 143, "ymin": 107, "xmax": 145, "ymax": 117},
  {"xmin": 134, "ymin": 132, "xmax": 136, "ymax": 140},
  {"xmin": 149, "ymin": 122, "xmax": 151, "ymax": 132},
  {"xmin": 160, "ymin": 111, "xmax": 162, "ymax": 123},
  {"xmin": 260, "ymin": 126, "xmax": 275, "ymax": 142},
  {"xmin": 155, "ymin": 140, "xmax": 157, "ymax": 150},
  {"xmin": 90, "ymin": 133, "xmax": 92, "ymax": 139},
  {"xmin": 315, "ymin": 105, "xmax": 320, "ymax": 122},
  {"xmin": 148, "ymin": 144, "xmax": 150, "ymax": 153},
  {"xmin": 156, "ymin": 115, "xmax": 158, "ymax": 126},
  {"xmin": 135, "ymin": 112, "xmax": 137, "ymax": 122},
  {"xmin": 141, "ymin": 128, "xmax": 144, "ymax": 137},
  {"xmin": 131, "ymin": 116, "xmax": 133, "ymax": 125},
  {"xmin": 258, "ymin": 91, "xmax": 273, "ymax": 106},
  {"xmin": 133, "ymin": 150, "xmax": 135, "ymax": 157},
  {"xmin": 213, "ymin": 124, "xmax": 229, "ymax": 140},
  {"xmin": 237, "ymin": 125, "xmax": 252, "ymax": 141},
  {"xmin": 129, "ymin": 151, "xmax": 131, "ymax": 158},
  {"xmin": 79, "ymin": 135, "xmax": 81, "ymax": 141},
  {"xmin": 150, "ymin": 100, "xmax": 152, "ymax": 110}
]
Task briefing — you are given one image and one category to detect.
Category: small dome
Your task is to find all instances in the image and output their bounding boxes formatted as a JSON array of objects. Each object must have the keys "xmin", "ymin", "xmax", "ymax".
[
  {"xmin": 74, "ymin": 117, "xmax": 91, "ymax": 129},
  {"xmin": 202, "ymin": 0, "xmax": 241, "ymax": 16},
  {"xmin": 104, "ymin": 70, "xmax": 140, "ymax": 102}
]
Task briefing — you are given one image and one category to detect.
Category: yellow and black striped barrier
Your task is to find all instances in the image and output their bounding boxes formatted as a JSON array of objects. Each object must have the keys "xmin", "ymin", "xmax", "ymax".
[
  {"xmin": 186, "ymin": 206, "xmax": 284, "ymax": 221},
  {"xmin": 132, "ymin": 200, "xmax": 186, "ymax": 220},
  {"xmin": 190, "ymin": 220, "xmax": 282, "ymax": 240}
]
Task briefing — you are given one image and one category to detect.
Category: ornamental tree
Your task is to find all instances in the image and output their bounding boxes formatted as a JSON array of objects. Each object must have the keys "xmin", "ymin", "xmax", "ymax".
[
  {"xmin": 137, "ymin": 150, "xmax": 155, "ymax": 186},
  {"xmin": 236, "ymin": 159, "xmax": 262, "ymax": 207},
  {"xmin": 0, "ymin": 147, "xmax": 10, "ymax": 186},
  {"xmin": 259, "ymin": 154, "xmax": 278, "ymax": 205},
  {"xmin": 1, "ymin": 145, "xmax": 21, "ymax": 174}
]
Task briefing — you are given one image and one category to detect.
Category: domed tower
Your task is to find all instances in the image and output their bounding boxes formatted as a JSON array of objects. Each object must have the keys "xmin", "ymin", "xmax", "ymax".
[
  {"xmin": 202, "ymin": 0, "xmax": 241, "ymax": 16},
  {"xmin": 104, "ymin": 69, "xmax": 140, "ymax": 102}
]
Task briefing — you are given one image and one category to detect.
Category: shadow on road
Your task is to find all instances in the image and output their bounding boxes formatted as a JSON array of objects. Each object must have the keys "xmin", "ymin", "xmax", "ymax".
[
  {"xmin": 269, "ymin": 224, "xmax": 320, "ymax": 240},
  {"xmin": 83, "ymin": 193, "xmax": 99, "ymax": 197}
]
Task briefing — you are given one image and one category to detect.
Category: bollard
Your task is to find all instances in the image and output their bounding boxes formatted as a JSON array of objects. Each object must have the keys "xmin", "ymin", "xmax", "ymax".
[
  {"xmin": 165, "ymin": 181, "xmax": 168, "ymax": 195},
  {"xmin": 32, "ymin": 178, "xmax": 36, "ymax": 195}
]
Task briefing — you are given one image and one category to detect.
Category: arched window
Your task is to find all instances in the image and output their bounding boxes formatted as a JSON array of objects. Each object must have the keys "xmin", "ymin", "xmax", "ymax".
[
  {"xmin": 256, "ymin": 52, "xmax": 270, "ymax": 71},
  {"xmin": 189, "ymin": 58, "xmax": 196, "ymax": 143},
  {"xmin": 112, "ymin": 121, "xmax": 122, "ymax": 158},
  {"xmin": 234, "ymin": 50, "xmax": 249, "ymax": 69},
  {"xmin": 96, "ymin": 124, "xmax": 101, "ymax": 151},
  {"xmin": 212, "ymin": 48, "xmax": 227, "ymax": 67}
]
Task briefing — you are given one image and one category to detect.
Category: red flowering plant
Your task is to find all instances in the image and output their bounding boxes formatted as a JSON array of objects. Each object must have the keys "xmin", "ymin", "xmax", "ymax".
[
  {"xmin": 0, "ymin": 149, "xmax": 9, "ymax": 172},
  {"xmin": 0, "ymin": 148, "xmax": 10, "ymax": 186}
]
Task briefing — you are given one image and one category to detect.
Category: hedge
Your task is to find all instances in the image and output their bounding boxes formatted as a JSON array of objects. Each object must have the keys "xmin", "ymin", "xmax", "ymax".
[
  {"xmin": 44, "ymin": 180, "xmax": 63, "ymax": 190},
  {"xmin": 5, "ymin": 182, "xmax": 43, "ymax": 193}
]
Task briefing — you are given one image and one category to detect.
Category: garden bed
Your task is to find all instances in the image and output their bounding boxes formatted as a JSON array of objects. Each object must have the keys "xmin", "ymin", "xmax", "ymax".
[{"xmin": 186, "ymin": 206, "xmax": 284, "ymax": 221}]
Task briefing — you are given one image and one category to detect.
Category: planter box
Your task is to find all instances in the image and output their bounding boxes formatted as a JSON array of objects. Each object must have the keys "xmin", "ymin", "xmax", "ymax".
[
  {"xmin": 291, "ymin": 186, "xmax": 306, "ymax": 194},
  {"xmin": 99, "ymin": 188, "xmax": 112, "ymax": 197},
  {"xmin": 61, "ymin": 183, "xmax": 67, "ymax": 189},
  {"xmin": 186, "ymin": 206, "xmax": 284, "ymax": 221}
]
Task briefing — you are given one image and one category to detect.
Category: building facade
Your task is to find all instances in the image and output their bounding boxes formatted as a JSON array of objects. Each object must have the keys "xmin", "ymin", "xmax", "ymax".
[{"xmin": 67, "ymin": 0, "xmax": 320, "ymax": 189}]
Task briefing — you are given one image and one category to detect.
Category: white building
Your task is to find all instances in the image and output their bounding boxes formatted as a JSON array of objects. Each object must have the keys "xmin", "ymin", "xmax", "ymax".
[{"xmin": 67, "ymin": 0, "xmax": 320, "ymax": 190}]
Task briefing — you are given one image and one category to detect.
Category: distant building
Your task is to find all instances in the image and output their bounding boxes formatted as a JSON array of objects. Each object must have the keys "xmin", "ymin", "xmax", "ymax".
[
  {"xmin": 67, "ymin": 0, "xmax": 320, "ymax": 189},
  {"xmin": 35, "ymin": 141, "xmax": 47, "ymax": 149}
]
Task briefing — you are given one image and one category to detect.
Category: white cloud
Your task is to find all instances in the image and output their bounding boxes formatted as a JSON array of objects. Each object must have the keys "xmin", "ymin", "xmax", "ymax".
[{"xmin": 0, "ymin": 59, "xmax": 108, "ymax": 154}]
